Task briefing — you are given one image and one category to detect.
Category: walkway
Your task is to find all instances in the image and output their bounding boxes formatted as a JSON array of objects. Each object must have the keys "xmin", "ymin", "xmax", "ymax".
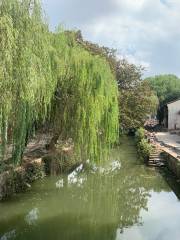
[{"xmin": 155, "ymin": 132, "xmax": 180, "ymax": 158}]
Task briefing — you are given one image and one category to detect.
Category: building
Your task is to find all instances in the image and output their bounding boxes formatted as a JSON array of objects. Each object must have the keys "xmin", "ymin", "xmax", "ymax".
[{"xmin": 165, "ymin": 99, "xmax": 180, "ymax": 130}]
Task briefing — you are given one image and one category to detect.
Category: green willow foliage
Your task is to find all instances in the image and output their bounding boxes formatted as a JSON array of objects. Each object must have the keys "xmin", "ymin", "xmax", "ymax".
[
  {"xmin": 0, "ymin": 0, "xmax": 119, "ymax": 165},
  {"xmin": 51, "ymin": 32, "xmax": 119, "ymax": 162},
  {"xmin": 0, "ymin": 0, "xmax": 57, "ymax": 164}
]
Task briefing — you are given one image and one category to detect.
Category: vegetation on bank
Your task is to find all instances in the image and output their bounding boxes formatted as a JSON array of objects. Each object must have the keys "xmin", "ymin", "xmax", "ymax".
[
  {"xmin": 135, "ymin": 128, "xmax": 153, "ymax": 161},
  {"xmin": 0, "ymin": 160, "xmax": 45, "ymax": 200}
]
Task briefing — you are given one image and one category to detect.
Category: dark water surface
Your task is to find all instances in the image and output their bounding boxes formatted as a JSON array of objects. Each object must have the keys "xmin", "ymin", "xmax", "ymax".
[{"xmin": 0, "ymin": 137, "xmax": 180, "ymax": 240}]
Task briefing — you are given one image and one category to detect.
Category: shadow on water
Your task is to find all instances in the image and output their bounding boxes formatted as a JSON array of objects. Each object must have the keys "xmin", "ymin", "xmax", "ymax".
[{"xmin": 158, "ymin": 167, "xmax": 180, "ymax": 200}]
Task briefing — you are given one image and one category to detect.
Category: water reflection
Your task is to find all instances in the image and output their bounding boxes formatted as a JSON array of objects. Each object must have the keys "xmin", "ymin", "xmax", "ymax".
[
  {"xmin": 0, "ymin": 136, "xmax": 179, "ymax": 240},
  {"xmin": 0, "ymin": 230, "xmax": 16, "ymax": 240},
  {"xmin": 25, "ymin": 208, "xmax": 39, "ymax": 226}
]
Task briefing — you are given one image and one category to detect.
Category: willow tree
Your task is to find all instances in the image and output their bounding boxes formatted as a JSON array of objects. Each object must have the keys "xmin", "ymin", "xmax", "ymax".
[
  {"xmin": 0, "ymin": 0, "xmax": 119, "ymax": 166},
  {"xmin": 49, "ymin": 32, "xmax": 119, "ymax": 162},
  {"xmin": 0, "ymin": 0, "xmax": 59, "ymax": 164}
]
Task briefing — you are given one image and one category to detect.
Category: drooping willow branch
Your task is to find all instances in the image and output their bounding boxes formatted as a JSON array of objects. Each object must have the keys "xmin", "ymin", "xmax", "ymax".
[{"xmin": 0, "ymin": 0, "xmax": 119, "ymax": 165}]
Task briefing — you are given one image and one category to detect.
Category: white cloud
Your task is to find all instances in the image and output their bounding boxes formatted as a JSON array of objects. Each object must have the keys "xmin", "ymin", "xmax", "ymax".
[
  {"xmin": 42, "ymin": 0, "xmax": 180, "ymax": 77},
  {"xmin": 116, "ymin": 0, "xmax": 145, "ymax": 11}
]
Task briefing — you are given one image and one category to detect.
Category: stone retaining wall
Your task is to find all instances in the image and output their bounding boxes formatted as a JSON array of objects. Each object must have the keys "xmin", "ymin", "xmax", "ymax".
[
  {"xmin": 162, "ymin": 151, "xmax": 180, "ymax": 179},
  {"xmin": 0, "ymin": 159, "xmax": 44, "ymax": 201},
  {"xmin": 0, "ymin": 154, "xmax": 81, "ymax": 201}
]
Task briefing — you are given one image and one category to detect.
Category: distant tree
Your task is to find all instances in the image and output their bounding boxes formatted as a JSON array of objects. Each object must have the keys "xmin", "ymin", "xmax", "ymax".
[
  {"xmin": 145, "ymin": 74, "xmax": 180, "ymax": 123},
  {"xmin": 146, "ymin": 74, "xmax": 180, "ymax": 104},
  {"xmin": 116, "ymin": 59, "xmax": 144, "ymax": 90},
  {"xmin": 116, "ymin": 60, "xmax": 158, "ymax": 130}
]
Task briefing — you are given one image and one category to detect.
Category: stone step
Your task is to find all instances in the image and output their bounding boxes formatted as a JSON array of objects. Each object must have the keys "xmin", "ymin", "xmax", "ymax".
[
  {"xmin": 148, "ymin": 163, "xmax": 165, "ymax": 167},
  {"xmin": 149, "ymin": 154, "xmax": 163, "ymax": 157},
  {"xmin": 156, "ymin": 163, "xmax": 165, "ymax": 167},
  {"xmin": 149, "ymin": 156, "xmax": 163, "ymax": 158},
  {"xmin": 150, "ymin": 155, "xmax": 160, "ymax": 158},
  {"xmin": 149, "ymin": 159, "xmax": 164, "ymax": 162},
  {"xmin": 149, "ymin": 161, "xmax": 164, "ymax": 164},
  {"xmin": 149, "ymin": 157, "xmax": 162, "ymax": 160},
  {"xmin": 149, "ymin": 158, "xmax": 160, "ymax": 160},
  {"xmin": 149, "ymin": 155, "xmax": 161, "ymax": 158},
  {"xmin": 151, "ymin": 153, "xmax": 160, "ymax": 155},
  {"xmin": 148, "ymin": 163, "xmax": 158, "ymax": 166}
]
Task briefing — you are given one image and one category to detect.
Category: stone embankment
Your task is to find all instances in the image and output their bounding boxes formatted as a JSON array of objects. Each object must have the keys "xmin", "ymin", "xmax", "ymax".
[
  {"xmin": 0, "ymin": 158, "xmax": 44, "ymax": 201},
  {"xmin": 0, "ymin": 134, "xmax": 79, "ymax": 201},
  {"xmin": 146, "ymin": 130, "xmax": 180, "ymax": 179}
]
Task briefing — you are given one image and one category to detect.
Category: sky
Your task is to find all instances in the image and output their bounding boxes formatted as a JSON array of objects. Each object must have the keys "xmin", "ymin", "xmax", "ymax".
[{"xmin": 42, "ymin": 0, "xmax": 180, "ymax": 77}]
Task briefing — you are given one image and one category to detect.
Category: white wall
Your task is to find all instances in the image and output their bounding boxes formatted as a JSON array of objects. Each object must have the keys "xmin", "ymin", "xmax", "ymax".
[{"xmin": 168, "ymin": 100, "xmax": 180, "ymax": 130}]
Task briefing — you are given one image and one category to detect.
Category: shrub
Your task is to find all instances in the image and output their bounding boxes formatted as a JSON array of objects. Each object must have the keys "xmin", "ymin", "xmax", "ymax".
[
  {"xmin": 135, "ymin": 127, "xmax": 146, "ymax": 142},
  {"xmin": 137, "ymin": 138, "xmax": 153, "ymax": 160},
  {"xmin": 135, "ymin": 128, "xmax": 152, "ymax": 160},
  {"xmin": 24, "ymin": 162, "xmax": 45, "ymax": 183}
]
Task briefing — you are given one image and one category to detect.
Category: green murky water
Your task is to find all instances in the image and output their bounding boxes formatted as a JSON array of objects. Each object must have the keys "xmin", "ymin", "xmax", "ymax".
[{"xmin": 0, "ymin": 136, "xmax": 180, "ymax": 240}]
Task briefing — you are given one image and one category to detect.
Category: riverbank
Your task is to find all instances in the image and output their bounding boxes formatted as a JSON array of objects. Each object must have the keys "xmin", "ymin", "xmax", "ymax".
[
  {"xmin": 1, "ymin": 131, "xmax": 180, "ymax": 201},
  {"xmin": 155, "ymin": 133, "xmax": 180, "ymax": 179},
  {"xmin": 0, "ymin": 134, "xmax": 81, "ymax": 201},
  {"xmin": 0, "ymin": 159, "xmax": 44, "ymax": 201},
  {"xmin": 146, "ymin": 130, "xmax": 180, "ymax": 179}
]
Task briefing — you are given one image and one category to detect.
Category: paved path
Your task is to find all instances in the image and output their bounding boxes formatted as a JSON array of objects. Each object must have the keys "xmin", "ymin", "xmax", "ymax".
[{"xmin": 155, "ymin": 132, "xmax": 180, "ymax": 157}]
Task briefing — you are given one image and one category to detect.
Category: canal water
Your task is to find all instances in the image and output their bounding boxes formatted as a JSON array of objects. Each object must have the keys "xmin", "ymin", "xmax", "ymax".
[{"xmin": 0, "ymin": 136, "xmax": 180, "ymax": 240}]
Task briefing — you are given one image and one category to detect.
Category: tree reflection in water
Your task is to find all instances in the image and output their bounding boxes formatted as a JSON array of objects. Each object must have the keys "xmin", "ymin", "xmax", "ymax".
[{"xmin": 0, "ymin": 137, "xmax": 172, "ymax": 240}]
